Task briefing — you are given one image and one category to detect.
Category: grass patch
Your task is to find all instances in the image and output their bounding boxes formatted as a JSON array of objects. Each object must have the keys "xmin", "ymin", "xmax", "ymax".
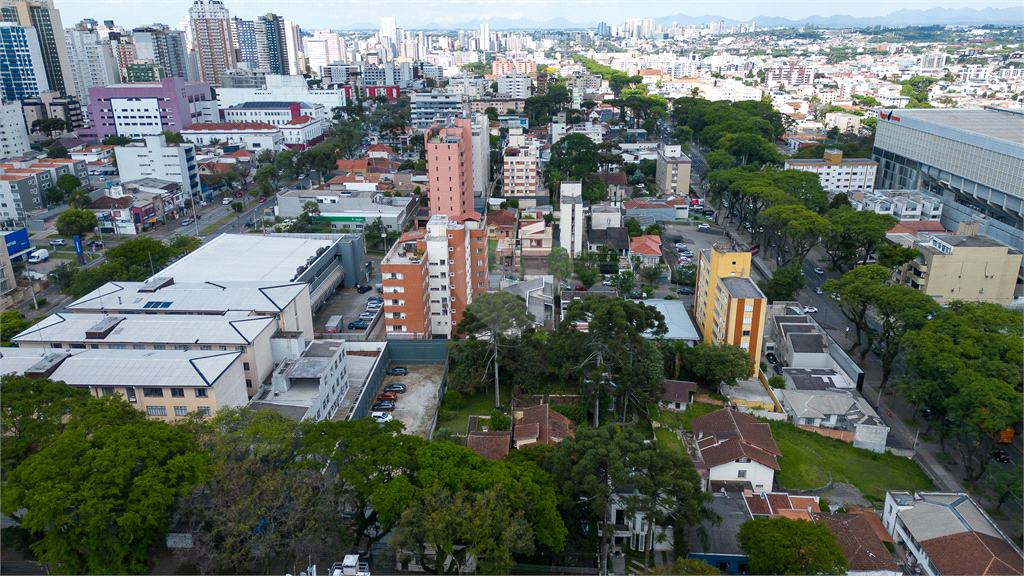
[
  {"xmin": 655, "ymin": 427, "xmax": 684, "ymax": 456},
  {"xmin": 770, "ymin": 420, "xmax": 934, "ymax": 502},
  {"xmin": 202, "ymin": 211, "xmax": 242, "ymax": 234},
  {"xmin": 488, "ymin": 238, "xmax": 497, "ymax": 261},
  {"xmin": 657, "ymin": 408, "xmax": 681, "ymax": 429},
  {"xmin": 440, "ymin": 388, "xmax": 512, "ymax": 436}
]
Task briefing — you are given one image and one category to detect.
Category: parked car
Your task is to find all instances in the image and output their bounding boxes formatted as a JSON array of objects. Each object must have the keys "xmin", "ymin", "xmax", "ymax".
[
  {"xmin": 386, "ymin": 366, "xmax": 408, "ymax": 376},
  {"xmin": 358, "ymin": 311, "xmax": 376, "ymax": 320},
  {"xmin": 371, "ymin": 401, "xmax": 395, "ymax": 412},
  {"xmin": 368, "ymin": 296, "xmax": 383, "ymax": 303},
  {"xmin": 223, "ymin": 198, "xmax": 231, "ymax": 204},
  {"xmin": 258, "ymin": 197, "xmax": 268, "ymax": 203},
  {"xmin": 376, "ymin": 392, "xmax": 398, "ymax": 402},
  {"xmin": 766, "ymin": 352, "xmax": 779, "ymax": 365},
  {"xmin": 773, "ymin": 364, "xmax": 784, "ymax": 375},
  {"xmin": 88, "ymin": 240, "xmax": 103, "ymax": 249},
  {"xmin": 676, "ymin": 287, "xmax": 694, "ymax": 295},
  {"xmin": 49, "ymin": 239, "xmax": 66, "ymax": 247},
  {"xmin": 993, "ymin": 450, "xmax": 1011, "ymax": 463},
  {"xmin": 697, "ymin": 223, "xmax": 711, "ymax": 230},
  {"xmin": 803, "ymin": 306, "xmax": 818, "ymax": 314},
  {"xmin": 348, "ymin": 320, "xmax": 370, "ymax": 330},
  {"xmin": 357, "ymin": 284, "xmax": 373, "ymax": 294},
  {"xmin": 384, "ymin": 383, "xmax": 407, "ymax": 393},
  {"xmin": 814, "ymin": 267, "xmax": 825, "ymax": 275},
  {"xmin": 574, "ymin": 284, "xmax": 588, "ymax": 291},
  {"xmin": 602, "ymin": 279, "xmax": 614, "ymax": 286},
  {"xmin": 235, "ymin": 191, "xmax": 244, "ymax": 197},
  {"xmin": 371, "ymin": 412, "xmax": 393, "ymax": 423},
  {"xmin": 180, "ymin": 218, "xmax": 193, "ymax": 227}
]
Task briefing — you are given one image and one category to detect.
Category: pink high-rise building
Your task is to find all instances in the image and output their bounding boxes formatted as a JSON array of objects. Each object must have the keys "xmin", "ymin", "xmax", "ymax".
[
  {"xmin": 425, "ymin": 118, "xmax": 474, "ymax": 218},
  {"xmin": 189, "ymin": 0, "xmax": 236, "ymax": 86}
]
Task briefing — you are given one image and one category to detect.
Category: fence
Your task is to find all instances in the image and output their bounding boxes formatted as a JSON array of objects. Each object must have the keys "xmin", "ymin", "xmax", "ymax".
[
  {"xmin": 426, "ymin": 359, "xmax": 451, "ymax": 441},
  {"xmin": 797, "ymin": 424, "xmax": 856, "ymax": 443}
]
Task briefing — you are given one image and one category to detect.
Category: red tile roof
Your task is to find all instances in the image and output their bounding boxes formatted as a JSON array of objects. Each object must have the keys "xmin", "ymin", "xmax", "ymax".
[
  {"xmin": 922, "ymin": 531, "xmax": 1023, "ymax": 576},
  {"xmin": 487, "ymin": 209, "xmax": 516, "ymax": 228},
  {"xmin": 888, "ymin": 220, "xmax": 948, "ymax": 236},
  {"xmin": 223, "ymin": 149, "xmax": 255, "ymax": 158},
  {"xmin": 813, "ymin": 513, "xmax": 901, "ymax": 573},
  {"xmin": 592, "ymin": 172, "xmax": 628, "ymax": 186},
  {"xmin": 284, "ymin": 114, "xmax": 315, "ymax": 125},
  {"xmin": 692, "ymin": 408, "xmax": 782, "ymax": 470},
  {"xmin": 514, "ymin": 404, "xmax": 575, "ymax": 445},
  {"xmin": 630, "ymin": 234, "xmax": 663, "ymax": 257},
  {"xmin": 466, "ymin": 431, "xmax": 511, "ymax": 461},
  {"xmin": 336, "ymin": 159, "xmax": 368, "ymax": 171},
  {"xmin": 183, "ymin": 122, "xmax": 279, "ymax": 131},
  {"xmin": 662, "ymin": 380, "xmax": 696, "ymax": 404}
]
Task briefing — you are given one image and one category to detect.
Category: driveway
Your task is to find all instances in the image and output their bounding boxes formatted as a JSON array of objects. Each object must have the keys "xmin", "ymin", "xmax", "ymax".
[{"xmin": 384, "ymin": 365, "xmax": 445, "ymax": 438}]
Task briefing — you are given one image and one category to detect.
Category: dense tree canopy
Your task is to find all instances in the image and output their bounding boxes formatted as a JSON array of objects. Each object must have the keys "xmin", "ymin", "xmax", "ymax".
[{"xmin": 738, "ymin": 517, "xmax": 848, "ymax": 575}]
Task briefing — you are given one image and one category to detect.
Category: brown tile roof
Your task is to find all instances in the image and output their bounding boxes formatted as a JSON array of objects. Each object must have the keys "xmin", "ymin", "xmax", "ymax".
[
  {"xmin": 922, "ymin": 531, "xmax": 1023, "ymax": 576},
  {"xmin": 592, "ymin": 172, "xmax": 628, "ymax": 186},
  {"xmin": 487, "ymin": 209, "xmax": 516, "ymax": 228},
  {"xmin": 200, "ymin": 162, "xmax": 233, "ymax": 174},
  {"xmin": 813, "ymin": 513, "xmax": 900, "ymax": 573},
  {"xmin": 466, "ymin": 431, "xmax": 511, "ymax": 461},
  {"xmin": 513, "ymin": 422, "xmax": 540, "ymax": 441},
  {"xmin": 692, "ymin": 408, "xmax": 781, "ymax": 470},
  {"xmin": 223, "ymin": 149, "xmax": 254, "ymax": 158},
  {"xmin": 515, "ymin": 404, "xmax": 574, "ymax": 445},
  {"xmin": 889, "ymin": 220, "xmax": 948, "ymax": 236},
  {"xmin": 367, "ymin": 144, "xmax": 393, "ymax": 153},
  {"xmin": 336, "ymin": 159, "xmax": 368, "ymax": 171},
  {"xmin": 89, "ymin": 196, "xmax": 133, "ymax": 209},
  {"xmin": 847, "ymin": 507, "xmax": 893, "ymax": 543},
  {"xmin": 662, "ymin": 380, "xmax": 696, "ymax": 404},
  {"xmin": 284, "ymin": 114, "xmax": 314, "ymax": 125}
]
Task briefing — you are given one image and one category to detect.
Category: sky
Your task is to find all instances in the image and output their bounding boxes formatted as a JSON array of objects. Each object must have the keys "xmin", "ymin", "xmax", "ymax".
[{"xmin": 54, "ymin": 0, "xmax": 1021, "ymax": 31}]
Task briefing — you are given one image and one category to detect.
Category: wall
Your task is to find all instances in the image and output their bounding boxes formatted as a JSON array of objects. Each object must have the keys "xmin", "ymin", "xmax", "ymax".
[
  {"xmin": 212, "ymin": 357, "xmax": 249, "ymax": 411},
  {"xmin": 708, "ymin": 460, "xmax": 774, "ymax": 493}
]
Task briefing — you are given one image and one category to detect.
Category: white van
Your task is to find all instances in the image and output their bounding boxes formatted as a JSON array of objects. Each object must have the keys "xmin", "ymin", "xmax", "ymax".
[
  {"xmin": 222, "ymin": 197, "xmax": 231, "ymax": 205},
  {"xmin": 28, "ymin": 249, "xmax": 49, "ymax": 264}
]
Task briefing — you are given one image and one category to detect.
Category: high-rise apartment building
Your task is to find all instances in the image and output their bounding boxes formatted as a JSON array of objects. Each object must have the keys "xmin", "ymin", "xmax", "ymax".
[
  {"xmin": 380, "ymin": 213, "xmax": 488, "ymax": 339},
  {"xmin": 254, "ymin": 13, "xmax": 287, "ymax": 74},
  {"xmin": 229, "ymin": 17, "xmax": 257, "ymax": 68},
  {"xmin": 1, "ymin": 0, "xmax": 74, "ymax": 96},
  {"xmin": 0, "ymin": 100, "xmax": 31, "ymax": 159},
  {"xmin": 131, "ymin": 24, "xmax": 188, "ymax": 79},
  {"xmin": 0, "ymin": 22, "xmax": 49, "ymax": 100},
  {"xmin": 410, "ymin": 92, "xmax": 464, "ymax": 130},
  {"xmin": 188, "ymin": 0, "xmax": 235, "ymax": 86},
  {"xmin": 64, "ymin": 25, "xmax": 118, "ymax": 109},
  {"xmin": 425, "ymin": 117, "xmax": 474, "ymax": 217},
  {"xmin": 282, "ymin": 20, "xmax": 303, "ymax": 75},
  {"xmin": 655, "ymin": 144, "xmax": 692, "ymax": 196},
  {"xmin": 559, "ymin": 182, "xmax": 585, "ymax": 257},
  {"xmin": 693, "ymin": 244, "xmax": 766, "ymax": 372},
  {"xmin": 479, "ymin": 23, "xmax": 489, "ymax": 51},
  {"xmin": 496, "ymin": 73, "xmax": 531, "ymax": 99},
  {"xmin": 491, "ymin": 59, "xmax": 536, "ymax": 75},
  {"xmin": 109, "ymin": 37, "xmax": 136, "ymax": 80},
  {"xmin": 22, "ymin": 90, "xmax": 84, "ymax": 131}
]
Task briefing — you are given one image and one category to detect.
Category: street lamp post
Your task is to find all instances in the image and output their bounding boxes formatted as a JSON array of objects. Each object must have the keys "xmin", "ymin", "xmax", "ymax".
[{"xmin": 381, "ymin": 232, "xmax": 388, "ymax": 254}]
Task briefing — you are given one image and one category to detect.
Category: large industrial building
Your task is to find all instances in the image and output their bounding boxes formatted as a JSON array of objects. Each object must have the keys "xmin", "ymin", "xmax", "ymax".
[{"xmin": 873, "ymin": 107, "xmax": 1024, "ymax": 231}]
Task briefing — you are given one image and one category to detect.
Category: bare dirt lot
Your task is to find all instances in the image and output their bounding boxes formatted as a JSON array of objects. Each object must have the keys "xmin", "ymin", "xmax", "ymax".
[{"xmin": 385, "ymin": 364, "xmax": 445, "ymax": 438}]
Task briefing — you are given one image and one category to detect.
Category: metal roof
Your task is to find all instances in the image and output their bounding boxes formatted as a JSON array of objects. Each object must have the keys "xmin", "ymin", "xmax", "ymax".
[
  {"xmin": 12, "ymin": 312, "xmax": 275, "ymax": 346},
  {"xmin": 156, "ymin": 234, "xmax": 337, "ymax": 284},
  {"xmin": 891, "ymin": 108, "xmax": 1024, "ymax": 146},
  {"xmin": 66, "ymin": 280, "xmax": 307, "ymax": 314}
]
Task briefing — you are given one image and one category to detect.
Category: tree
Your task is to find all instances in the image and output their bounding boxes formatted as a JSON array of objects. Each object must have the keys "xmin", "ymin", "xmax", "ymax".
[
  {"xmin": 870, "ymin": 284, "xmax": 938, "ymax": 387},
  {"xmin": 67, "ymin": 188, "xmax": 92, "ymax": 210},
  {"xmin": 984, "ymin": 461, "xmax": 1023, "ymax": 512},
  {"xmin": 546, "ymin": 246, "xmax": 572, "ymax": 285},
  {"xmin": 485, "ymin": 106, "xmax": 499, "ymax": 122},
  {"xmin": 365, "ymin": 217, "xmax": 398, "ymax": 252},
  {"xmin": 102, "ymin": 135, "xmax": 133, "ymax": 145},
  {"xmin": 822, "ymin": 208, "xmax": 897, "ymax": 273},
  {"xmin": 55, "ymin": 208, "xmax": 98, "ymax": 236},
  {"xmin": 624, "ymin": 217, "xmax": 644, "ymax": 237},
  {"xmin": 638, "ymin": 263, "xmax": 664, "ymax": 286},
  {"xmin": 161, "ymin": 130, "xmax": 185, "ymax": 144},
  {"xmin": 646, "ymin": 558, "xmax": 720, "ymax": 575},
  {"xmin": 615, "ymin": 269, "xmax": 637, "ymax": 296},
  {"xmin": 877, "ymin": 241, "xmax": 919, "ymax": 271},
  {"xmin": 32, "ymin": 118, "xmax": 68, "ymax": 138},
  {"xmin": 1, "ymin": 311, "xmax": 33, "ymax": 345},
  {"xmin": 944, "ymin": 372, "xmax": 1022, "ymax": 487},
  {"xmin": 0, "ymin": 374, "xmax": 90, "ymax": 472},
  {"xmin": 44, "ymin": 186, "xmax": 64, "ymax": 206},
  {"xmin": 56, "ymin": 174, "xmax": 82, "ymax": 196},
  {"xmin": 2, "ymin": 396, "xmax": 210, "ymax": 575},
  {"xmin": 760, "ymin": 205, "xmax": 830, "ymax": 266},
  {"xmin": 757, "ymin": 265, "xmax": 806, "ymax": 303},
  {"xmin": 455, "ymin": 291, "xmax": 535, "ymax": 407},
  {"xmin": 674, "ymin": 263, "xmax": 697, "ymax": 287},
  {"xmin": 738, "ymin": 517, "xmax": 848, "ymax": 575},
  {"xmin": 822, "ymin": 265, "xmax": 890, "ymax": 360},
  {"xmin": 688, "ymin": 344, "xmax": 756, "ymax": 392},
  {"xmin": 573, "ymin": 251, "xmax": 601, "ymax": 289},
  {"xmin": 231, "ymin": 201, "xmax": 243, "ymax": 213}
]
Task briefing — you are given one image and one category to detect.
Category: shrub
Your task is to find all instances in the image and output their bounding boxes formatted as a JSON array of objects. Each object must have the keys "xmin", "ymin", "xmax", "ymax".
[
  {"xmin": 818, "ymin": 498, "xmax": 831, "ymax": 513},
  {"xmin": 432, "ymin": 428, "xmax": 453, "ymax": 443},
  {"xmin": 760, "ymin": 361, "xmax": 768, "ymax": 373},
  {"xmin": 442, "ymin": 390, "xmax": 463, "ymax": 410},
  {"xmin": 32, "ymin": 298, "xmax": 47, "ymax": 309},
  {"xmin": 489, "ymin": 410, "xmax": 511, "ymax": 431},
  {"xmin": 437, "ymin": 410, "xmax": 456, "ymax": 422},
  {"xmin": 552, "ymin": 403, "xmax": 589, "ymax": 425},
  {"xmin": 768, "ymin": 376, "xmax": 786, "ymax": 389}
]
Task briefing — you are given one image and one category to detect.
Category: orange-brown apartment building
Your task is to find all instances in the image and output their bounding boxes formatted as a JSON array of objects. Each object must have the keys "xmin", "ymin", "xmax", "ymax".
[{"xmin": 381, "ymin": 212, "xmax": 488, "ymax": 339}]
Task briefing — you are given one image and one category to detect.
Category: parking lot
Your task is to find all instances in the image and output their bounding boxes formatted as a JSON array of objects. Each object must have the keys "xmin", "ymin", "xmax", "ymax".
[
  {"xmin": 376, "ymin": 365, "xmax": 445, "ymax": 438},
  {"xmin": 313, "ymin": 285, "xmax": 383, "ymax": 335}
]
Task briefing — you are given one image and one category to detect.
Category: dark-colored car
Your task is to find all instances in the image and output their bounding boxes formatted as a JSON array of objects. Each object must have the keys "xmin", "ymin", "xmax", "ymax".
[
  {"xmin": 384, "ymin": 383, "xmax": 407, "ymax": 393},
  {"xmin": 575, "ymin": 284, "xmax": 589, "ymax": 291},
  {"xmin": 371, "ymin": 401, "xmax": 395, "ymax": 412},
  {"xmin": 348, "ymin": 320, "xmax": 370, "ymax": 330},
  {"xmin": 766, "ymin": 352, "xmax": 779, "ymax": 365},
  {"xmin": 87, "ymin": 240, "xmax": 103, "ymax": 248},
  {"xmin": 386, "ymin": 367, "xmax": 407, "ymax": 376},
  {"xmin": 357, "ymin": 284, "xmax": 373, "ymax": 294},
  {"xmin": 676, "ymin": 287, "xmax": 694, "ymax": 295},
  {"xmin": 368, "ymin": 295, "xmax": 383, "ymax": 303},
  {"xmin": 773, "ymin": 364, "xmax": 784, "ymax": 375},
  {"xmin": 993, "ymin": 450, "xmax": 1011, "ymax": 463},
  {"xmin": 376, "ymin": 392, "xmax": 398, "ymax": 402}
]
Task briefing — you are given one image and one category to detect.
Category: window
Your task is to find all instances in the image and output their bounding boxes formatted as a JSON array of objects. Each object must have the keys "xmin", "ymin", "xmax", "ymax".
[
  {"xmin": 737, "ymin": 470, "xmax": 747, "ymax": 478},
  {"xmin": 147, "ymin": 406, "xmax": 167, "ymax": 416},
  {"xmin": 246, "ymin": 379, "xmax": 253, "ymax": 388},
  {"xmin": 200, "ymin": 345, "xmax": 212, "ymax": 351},
  {"xmin": 101, "ymin": 387, "xmax": 115, "ymax": 396},
  {"xmin": 243, "ymin": 362, "xmax": 250, "ymax": 371},
  {"xmin": 153, "ymin": 344, "xmax": 166, "ymax": 350},
  {"xmin": 196, "ymin": 407, "xmax": 211, "ymax": 416},
  {"xmin": 742, "ymin": 330, "xmax": 751, "ymax": 336},
  {"xmin": 142, "ymin": 388, "xmax": 163, "ymax": 397},
  {"xmin": 195, "ymin": 389, "xmax": 208, "ymax": 398},
  {"xmin": 235, "ymin": 346, "xmax": 247, "ymax": 353},
  {"xmin": 174, "ymin": 406, "xmax": 188, "ymax": 416},
  {"xmin": 170, "ymin": 388, "xmax": 185, "ymax": 397},
  {"xmin": 126, "ymin": 388, "xmax": 137, "ymax": 402},
  {"xmin": 133, "ymin": 344, "xmax": 147, "ymax": 350}
]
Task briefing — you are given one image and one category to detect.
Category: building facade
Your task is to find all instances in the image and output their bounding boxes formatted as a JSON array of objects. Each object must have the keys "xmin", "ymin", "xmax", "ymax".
[
  {"xmin": 410, "ymin": 92, "xmax": 464, "ymax": 131},
  {"xmin": 559, "ymin": 181, "xmax": 584, "ymax": 258},
  {"xmin": 0, "ymin": 101, "xmax": 31, "ymax": 160},
  {"xmin": 694, "ymin": 244, "xmax": 766, "ymax": 373},
  {"xmin": 254, "ymin": 13, "xmax": 287, "ymax": 75},
  {"xmin": 496, "ymin": 73, "xmax": 531, "ymax": 99},
  {"xmin": 0, "ymin": 22, "xmax": 49, "ymax": 100},
  {"xmin": 1, "ymin": 0, "xmax": 75, "ymax": 96},
  {"xmin": 22, "ymin": 90, "xmax": 85, "ymax": 131},
  {"xmin": 425, "ymin": 117, "xmax": 473, "ymax": 217},
  {"xmin": 784, "ymin": 148, "xmax": 878, "ymax": 194},
  {"xmin": 131, "ymin": 24, "xmax": 188, "ymax": 79},
  {"xmin": 114, "ymin": 134, "xmax": 200, "ymax": 197},
  {"xmin": 84, "ymin": 77, "xmax": 216, "ymax": 140},
  {"xmin": 655, "ymin": 144, "xmax": 692, "ymax": 196},
  {"xmin": 895, "ymin": 231, "xmax": 1022, "ymax": 306},
  {"xmin": 188, "ymin": 0, "xmax": 235, "ymax": 86},
  {"xmin": 64, "ymin": 26, "xmax": 119, "ymax": 109}
]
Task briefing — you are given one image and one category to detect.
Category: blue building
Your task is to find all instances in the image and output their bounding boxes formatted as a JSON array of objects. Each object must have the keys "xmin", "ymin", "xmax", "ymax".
[
  {"xmin": 0, "ymin": 22, "xmax": 49, "ymax": 100},
  {"xmin": 230, "ymin": 17, "xmax": 258, "ymax": 68}
]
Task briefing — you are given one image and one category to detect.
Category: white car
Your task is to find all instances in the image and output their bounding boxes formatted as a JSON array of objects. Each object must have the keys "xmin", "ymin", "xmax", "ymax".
[
  {"xmin": 814, "ymin": 267, "xmax": 825, "ymax": 275},
  {"xmin": 803, "ymin": 306, "xmax": 819, "ymax": 313},
  {"xmin": 602, "ymin": 280, "xmax": 614, "ymax": 286},
  {"xmin": 371, "ymin": 411, "xmax": 393, "ymax": 423},
  {"xmin": 814, "ymin": 287, "xmax": 824, "ymax": 295},
  {"xmin": 697, "ymin": 223, "xmax": 711, "ymax": 230}
]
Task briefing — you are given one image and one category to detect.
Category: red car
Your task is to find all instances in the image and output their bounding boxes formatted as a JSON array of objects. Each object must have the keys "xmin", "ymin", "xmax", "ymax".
[
  {"xmin": 377, "ymin": 392, "xmax": 398, "ymax": 402},
  {"xmin": 575, "ymin": 284, "xmax": 589, "ymax": 291},
  {"xmin": 258, "ymin": 197, "xmax": 267, "ymax": 203},
  {"xmin": 235, "ymin": 191, "xmax": 243, "ymax": 197}
]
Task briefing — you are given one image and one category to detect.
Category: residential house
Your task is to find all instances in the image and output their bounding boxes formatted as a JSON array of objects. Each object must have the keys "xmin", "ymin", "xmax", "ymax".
[
  {"xmin": 591, "ymin": 172, "xmax": 630, "ymax": 202},
  {"xmin": 813, "ymin": 513, "xmax": 900, "ymax": 576},
  {"xmin": 743, "ymin": 491, "xmax": 821, "ymax": 521},
  {"xmin": 629, "ymin": 234, "xmax": 663, "ymax": 268},
  {"xmin": 624, "ymin": 199, "xmax": 677, "ymax": 224},
  {"xmin": 512, "ymin": 404, "xmax": 575, "ymax": 449},
  {"xmin": 465, "ymin": 416, "xmax": 511, "ymax": 461},
  {"xmin": 691, "ymin": 408, "xmax": 782, "ymax": 493},
  {"xmin": 485, "ymin": 208, "xmax": 516, "ymax": 242},
  {"xmin": 660, "ymin": 380, "xmax": 696, "ymax": 412},
  {"xmin": 882, "ymin": 491, "xmax": 1023, "ymax": 576},
  {"xmin": 590, "ymin": 203, "xmax": 622, "ymax": 230},
  {"xmin": 502, "ymin": 277, "xmax": 556, "ymax": 329},
  {"xmin": 780, "ymin": 369, "xmax": 889, "ymax": 453},
  {"xmin": 517, "ymin": 212, "xmax": 553, "ymax": 259},
  {"xmin": 88, "ymin": 195, "xmax": 137, "ymax": 236}
]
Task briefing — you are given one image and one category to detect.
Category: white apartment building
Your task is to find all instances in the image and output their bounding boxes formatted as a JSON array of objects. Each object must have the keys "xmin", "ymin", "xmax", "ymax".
[
  {"xmin": 114, "ymin": 134, "xmax": 200, "ymax": 197},
  {"xmin": 446, "ymin": 74, "xmax": 488, "ymax": 98},
  {"xmin": 496, "ymin": 73, "xmax": 532, "ymax": 99},
  {"xmin": 410, "ymin": 92, "xmax": 465, "ymax": 130},
  {"xmin": 559, "ymin": 181, "xmax": 584, "ymax": 258},
  {"xmin": 784, "ymin": 149, "xmax": 877, "ymax": 194},
  {"xmin": 215, "ymin": 74, "xmax": 347, "ymax": 119},
  {"xmin": 503, "ymin": 131, "xmax": 539, "ymax": 197},
  {"xmin": 0, "ymin": 101, "xmax": 31, "ymax": 160},
  {"xmin": 180, "ymin": 122, "xmax": 284, "ymax": 150},
  {"xmin": 64, "ymin": 27, "xmax": 119, "ymax": 113},
  {"xmin": 470, "ymin": 113, "xmax": 489, "ymax": 197}
]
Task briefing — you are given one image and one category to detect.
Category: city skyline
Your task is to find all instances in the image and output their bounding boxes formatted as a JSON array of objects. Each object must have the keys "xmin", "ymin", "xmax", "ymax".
[{"xmin": 53, "ymin": 0, "xmax": 1022, "ymax": 32}]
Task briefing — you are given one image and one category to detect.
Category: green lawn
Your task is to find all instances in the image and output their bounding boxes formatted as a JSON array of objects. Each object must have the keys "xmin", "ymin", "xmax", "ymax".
[
  {"xmin": 655, "ymin": 402, "xmax": 723, "ymax": 431},
  {"xmin": 438, "ymin": 388, "xmax": 511, "ymax": 437},
  {"xmin": 655, "ymin": 427, "xmax": 684, "ymax": 456},
  {"xmin": 202, "ymin": 211, "xmax": 243, "ymax": 234},
  {"xmin": 770, "ymin": 420, "xmax": 934, "ymax": 502},
  {"xmin": 487, "ymin": 238, "xmax": 497, "ymax": 263}
]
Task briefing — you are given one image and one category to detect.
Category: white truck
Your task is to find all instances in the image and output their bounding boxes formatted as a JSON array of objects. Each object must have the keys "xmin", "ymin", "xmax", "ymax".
[{"xmin": 28, "ymin": 249, "xmax": 49, "ymax": 264}]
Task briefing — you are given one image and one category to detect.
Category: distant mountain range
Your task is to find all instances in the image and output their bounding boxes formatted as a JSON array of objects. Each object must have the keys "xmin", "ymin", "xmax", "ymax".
[{"xmin": 337, "ymin": 7, "xmax": 1021, "ymax": 30}]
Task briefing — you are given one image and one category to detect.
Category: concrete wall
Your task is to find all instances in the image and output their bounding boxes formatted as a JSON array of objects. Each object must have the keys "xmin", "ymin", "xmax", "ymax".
[
  {"xmin": 708, "ymin": 460, "xmax": 774, "ymax": 493},
  {"xmin": 854, "ymin": 423, "xmax": 890, "ymax": 453}
]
